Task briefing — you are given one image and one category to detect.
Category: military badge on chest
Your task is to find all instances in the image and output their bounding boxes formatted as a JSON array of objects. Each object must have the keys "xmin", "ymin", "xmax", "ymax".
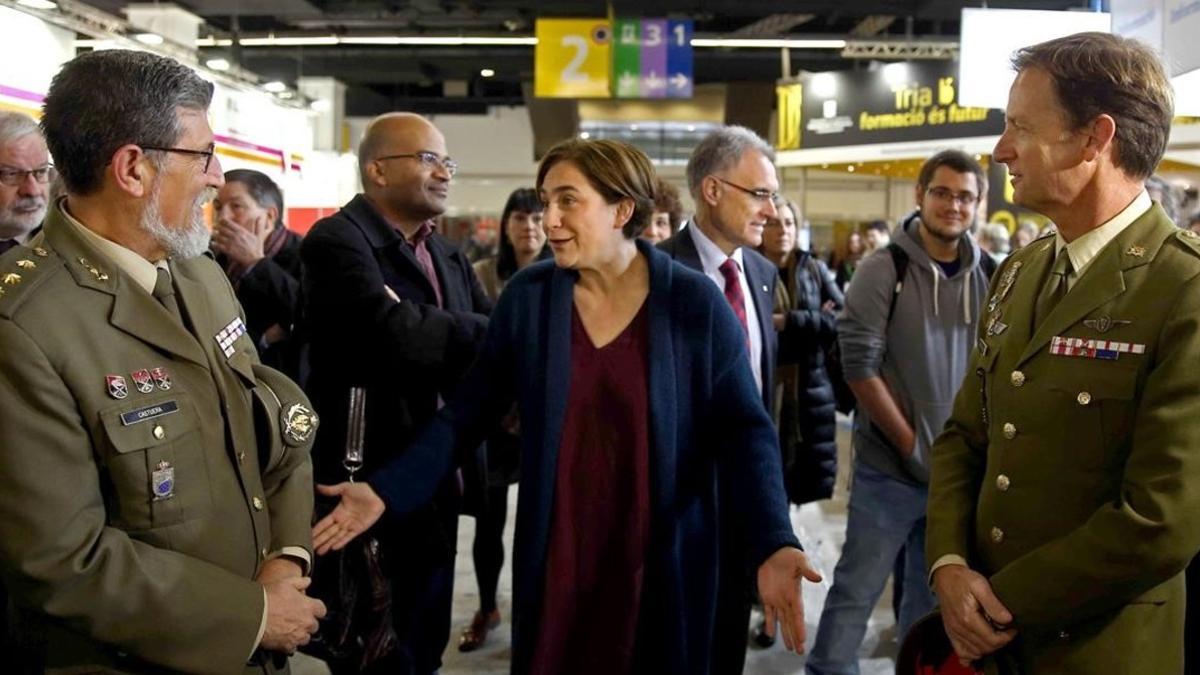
[
  {"xmin": 151, "ymin": 460, "xmax": 175, "ymax": 501},
  {"xmin": 980, "ymin": 261, "xmax": 1023, "ymax": 355},
  {"xmin": 215, "ymin": 316, "xmax": 248, "ymax": 358}
]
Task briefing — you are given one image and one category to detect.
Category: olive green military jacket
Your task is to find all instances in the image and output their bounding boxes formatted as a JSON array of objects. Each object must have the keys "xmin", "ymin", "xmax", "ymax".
[
  {"xmin": 0, "ymin": 204, "xmax": 316, "ymax": 674},
  {"xmin": 927, "ymin": 205, "xmax": 1200, "ymax": 674}
]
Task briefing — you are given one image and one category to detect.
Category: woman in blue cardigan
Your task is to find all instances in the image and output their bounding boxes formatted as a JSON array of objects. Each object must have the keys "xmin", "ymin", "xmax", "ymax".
[{"xmin": 313, "ymin": 138, "xmax": 820, "ymax": 674}]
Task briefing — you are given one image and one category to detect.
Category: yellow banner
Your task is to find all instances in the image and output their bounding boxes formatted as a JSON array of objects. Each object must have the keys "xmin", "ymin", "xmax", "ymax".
[
  {"xmin": 776, "ymin": 83, "xmax": 802, "ymax": 150},
  {"xmin": 535, "ymin": 19, "xmax": 612, "ymax": 98}
]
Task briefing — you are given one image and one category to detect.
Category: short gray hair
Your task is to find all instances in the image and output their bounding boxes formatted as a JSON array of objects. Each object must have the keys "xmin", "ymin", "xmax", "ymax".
[
  {"xmin": 0, "ymin": 112, "xmax": 42, "ymax": 149},
  {"xmin": 41, "ymin": 50, "xmax": 213, "ymax": 195},
  {"xmin": 686, "ymin": 125, "xmax": 775, "ymax": 200}
]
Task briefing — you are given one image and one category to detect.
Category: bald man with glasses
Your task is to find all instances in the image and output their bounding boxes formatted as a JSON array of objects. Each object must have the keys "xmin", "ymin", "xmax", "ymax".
[{"xmin": 300, "ymin": 112, "xmax": 490, "ymax": 674}]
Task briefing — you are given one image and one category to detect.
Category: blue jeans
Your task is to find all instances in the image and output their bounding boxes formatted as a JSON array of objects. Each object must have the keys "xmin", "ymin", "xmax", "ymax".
[{"xmin": 806, "ymin": 461, "xmax": 937, "ymax": 675}]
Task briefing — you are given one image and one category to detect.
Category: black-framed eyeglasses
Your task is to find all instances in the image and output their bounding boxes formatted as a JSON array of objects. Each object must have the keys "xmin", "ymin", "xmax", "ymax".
[
  {"xmin": 0, "ymin": 165, "xmax": 55, "ymax": 187},
  {"xmin": 712, "ymin": 176, "xmax": 781, "ymax": 205},
  {"xmin": 374, "ymin": 151, "xmax": 458, "ymax": 177},
  {"xmin": 141, "ymin": 143, "xmax": 217, "ymax": 173},
  {"xmin": 925, "ymin": 186, "xmax": 979, "ymax": 207}
]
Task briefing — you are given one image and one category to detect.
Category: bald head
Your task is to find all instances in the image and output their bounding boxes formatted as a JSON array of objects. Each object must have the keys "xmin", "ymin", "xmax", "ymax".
[
  {"xmin": 357, "ymin": 112, "xmax": 453, "ymax": 229},
  {"xmin": 358, "ymin": 112, "xmax": 438, "ymax": 183}
]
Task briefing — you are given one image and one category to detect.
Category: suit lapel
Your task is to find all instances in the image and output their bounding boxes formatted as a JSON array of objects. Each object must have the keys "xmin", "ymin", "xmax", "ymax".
[
  {"xmin": 742, "ymin": 253, "xmax": 775, "ymax": 403},
  {"xmin": 673, "ymin": 224, "xmax": 704, "ymax": 269}
]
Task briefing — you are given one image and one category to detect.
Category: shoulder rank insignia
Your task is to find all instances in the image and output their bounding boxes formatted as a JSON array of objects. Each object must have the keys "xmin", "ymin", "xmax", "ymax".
[
  {"xmin": 1126, "ymin": 245, "xmax": 1146, "ymax": 257},
  {"xmin": 15, "ymin": 259, "xmax": 35, "ymax": 270},
  {"xmin": 2, "ymin": 272, "xmax": 21, "ymax": 286}
]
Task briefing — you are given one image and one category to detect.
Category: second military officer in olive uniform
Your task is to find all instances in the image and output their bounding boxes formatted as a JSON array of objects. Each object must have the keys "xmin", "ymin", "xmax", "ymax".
[
  {"xmin": 927, "ymin": 32, "xmax": 1200, "ymax": 675},
  {"xmin": 0, "ymin": 50, "xmax": 326, "ymax": 673}
]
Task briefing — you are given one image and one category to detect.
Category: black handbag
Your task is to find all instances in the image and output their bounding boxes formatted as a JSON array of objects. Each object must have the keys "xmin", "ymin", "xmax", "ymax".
[{"xmin": 302, "ymin": 388, "xmax": 399, "ymax": 672}]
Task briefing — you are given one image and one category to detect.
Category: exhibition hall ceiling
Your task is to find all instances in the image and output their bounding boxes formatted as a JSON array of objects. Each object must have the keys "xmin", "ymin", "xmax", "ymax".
[{"xmin": 73, "ymin": 0, "xmax": 1087, "ymax": 114}]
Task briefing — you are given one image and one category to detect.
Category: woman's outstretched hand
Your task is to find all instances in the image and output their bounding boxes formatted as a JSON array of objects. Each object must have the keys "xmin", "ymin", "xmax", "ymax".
[
  {"xmin": 311, "ymin": 482, "xmax": 387, "ymax": 555},
  {"xmin": 757, "ymin": 547, "xmax": 823, "ymax": 653}
]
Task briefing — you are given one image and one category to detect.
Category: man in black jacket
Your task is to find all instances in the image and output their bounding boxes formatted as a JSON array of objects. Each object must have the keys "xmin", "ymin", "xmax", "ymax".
[
  {"xmin": 212, "ymin": 169, "xmax": 304, "ymax": 381},
  {"xmin": 301, "ymin": 112, "xmax": 490, "ymax": 674}
]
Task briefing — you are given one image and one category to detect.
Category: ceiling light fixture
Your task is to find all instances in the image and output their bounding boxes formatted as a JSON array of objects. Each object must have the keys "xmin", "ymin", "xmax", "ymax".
[
  {"xmin": 205, "ymin": 58, "xmax": 231, "ymax": 71},
  {"xmin": 692, "ymin": 38, "xmax": 846, "ymax": 49},
  {"xmin": 135, "ymin": 32, "xmax": 164, "ymax": 46},
  {"xmin": 193, "ymin": 35, "xmax": 847, "ymax": 49},
  {"xmin": 17, "ymin": 0, "xmax": 59, "ymax": 10},
  {"xmin": 263, "ymin": 81, "xmax": 287, "ymax": 93},
  {"xmin": 480, "ymin": 68, "xmax": 495, "ymax": 77}
]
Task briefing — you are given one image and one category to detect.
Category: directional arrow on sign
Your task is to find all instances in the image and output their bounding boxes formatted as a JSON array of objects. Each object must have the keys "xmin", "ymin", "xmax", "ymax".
[
  {"xmin": 670, "ymin": 72, "xmax": 690, "ymax": 91},
  {"xmin": 644, "ymin": 70, "xmax": 666, "ymax": 91},
  {"xmin": 618, "ymin": 71, "xmax": 640, "ymax": 97}
]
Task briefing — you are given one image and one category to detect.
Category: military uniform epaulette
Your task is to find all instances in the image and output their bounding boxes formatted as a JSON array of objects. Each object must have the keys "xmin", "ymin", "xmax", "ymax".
[
  {"xmin": 1172, "ymin": 227, "xmax": 1200, "ymax": 259},
  {"xmin": 0, "ymin": 244, "xmax": 64, "ymax": 320}
]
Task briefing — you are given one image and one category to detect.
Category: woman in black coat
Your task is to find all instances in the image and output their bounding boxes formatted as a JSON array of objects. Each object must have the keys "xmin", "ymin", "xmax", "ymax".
[{"xmin": 760, "ymin": 199, "xmax": 844, "ymax": 506}]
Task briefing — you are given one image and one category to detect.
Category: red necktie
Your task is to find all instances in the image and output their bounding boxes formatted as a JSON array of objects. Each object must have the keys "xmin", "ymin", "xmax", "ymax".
[
  {"xmin": 719, "ymin": 258, "xmax": 750, "ymax": 345},
  {"xmin": 408, "ymin": 221, "xmax": 443, "ymax": 308}
]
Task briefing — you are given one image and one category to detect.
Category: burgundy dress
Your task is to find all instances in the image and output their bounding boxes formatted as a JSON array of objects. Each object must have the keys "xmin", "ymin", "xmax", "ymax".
[{"xmin": 529, "ymin": 301, "xmax": 652, "ymax": 675}]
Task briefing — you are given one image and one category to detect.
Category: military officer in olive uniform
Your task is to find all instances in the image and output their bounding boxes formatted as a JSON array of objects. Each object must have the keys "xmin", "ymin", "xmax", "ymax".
[
  {"xmin": 927, "ymin": 33, "xmax": 1200, "ymax": 674},
  {"xmin": 0, "ymin": 50, "xmax": 326, "ymax": 673}
]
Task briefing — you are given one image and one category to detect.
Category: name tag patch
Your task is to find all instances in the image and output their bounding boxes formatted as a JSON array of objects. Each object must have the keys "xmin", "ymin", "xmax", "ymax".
[
  {"xmin": 215, "ymin": 317, "xmax": 247, "ymax": 358},
  {"xmin": 120, "ymin": 400, "xmax": 179, "ymax": 426}
]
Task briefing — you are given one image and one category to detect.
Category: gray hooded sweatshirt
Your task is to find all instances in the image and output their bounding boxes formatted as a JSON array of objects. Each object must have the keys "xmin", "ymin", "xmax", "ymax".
[{"xmin": 837, "ymin": 212, "xmax": 991, "ymax": 485}]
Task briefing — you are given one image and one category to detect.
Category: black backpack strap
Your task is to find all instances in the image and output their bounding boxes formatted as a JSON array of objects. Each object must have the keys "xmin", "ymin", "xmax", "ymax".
[
  {"xmin": 886, "ymin": 242, "xmax": 909, "ymax": 322},
  {"xmin": 978, "ymin": 249, "xmax": 998, "ymax": 280}
]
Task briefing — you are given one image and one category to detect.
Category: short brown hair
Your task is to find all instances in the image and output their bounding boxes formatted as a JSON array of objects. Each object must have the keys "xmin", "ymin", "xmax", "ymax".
[
  {"xmin": 917, "ymin": 149, "xmax": 986, "ymax": 196},
  {"xmin": 536, "ymin": 138, "xmax": 656, "ymax": 238},
  {"xmin": 1012, "ymin": 32, "xmax": 1172, "ymax": 180},
  {"xmin": 653, "ymin": 177, "xmax": 684, "ymax": 229}
]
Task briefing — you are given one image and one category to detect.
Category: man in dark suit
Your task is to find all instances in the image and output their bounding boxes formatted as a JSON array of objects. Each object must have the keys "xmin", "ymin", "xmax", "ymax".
[
  {"xmin": 659, "ymin": 124, "xmax": 784, "ymax": 673},
  {"xmin": 212, "ymin": 169, "xmax": 305, "ymax": 382},
  {"xmin": 301, "ymin": 112, "xmax": 490, "ymax": 674}
]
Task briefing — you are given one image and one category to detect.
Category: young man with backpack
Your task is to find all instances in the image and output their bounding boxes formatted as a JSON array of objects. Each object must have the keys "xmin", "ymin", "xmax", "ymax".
[{"xmin": 807, "ymin": 150, "xmax": 993, "ymax": 674}]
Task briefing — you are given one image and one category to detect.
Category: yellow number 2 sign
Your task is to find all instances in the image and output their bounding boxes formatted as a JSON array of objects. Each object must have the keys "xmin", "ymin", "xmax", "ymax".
[{"xmin": 535, "ymin": 19, "xmax": 612, "ymax": 98}]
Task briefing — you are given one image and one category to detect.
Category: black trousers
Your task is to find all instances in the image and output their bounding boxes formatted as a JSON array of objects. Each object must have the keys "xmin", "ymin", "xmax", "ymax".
[{"xmin": 472, "ymin": 483, "xmax": 511, "ymax": 614}]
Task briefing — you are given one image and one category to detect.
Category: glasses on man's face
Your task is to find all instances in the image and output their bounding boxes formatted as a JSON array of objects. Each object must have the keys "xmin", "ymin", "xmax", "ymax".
[
  {"xmin": 712, "ymin": 176, "xmax": 781, "ymax": 206},
  {"xmin": 375, "ymin": 151, "xmax": 458, "ymax": 177},
  {"xmin": 141, "ymin": 143, "xmax": 217, "ymax": 173},
  {"xmin": 0, "ymin": 165, "xmax": 55, "ymax": 187},
  {"xmin": 926, "ymin": 186, "xmax": 979, "ymax": 207}
]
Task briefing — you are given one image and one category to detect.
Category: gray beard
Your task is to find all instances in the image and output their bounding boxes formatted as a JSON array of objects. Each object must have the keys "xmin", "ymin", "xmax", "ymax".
[
  {"xmin": 0, "ymin": 197, "xmax": 48, "ymax": 239},
  {"xmin": 139, "ymin": 181, "xmax": 213, "ymax": 259}
]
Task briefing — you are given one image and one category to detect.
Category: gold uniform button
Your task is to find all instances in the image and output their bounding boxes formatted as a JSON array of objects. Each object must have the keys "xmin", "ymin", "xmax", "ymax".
[
  {"xmin": 1010, "ymin": 371, "xmax": 1026, "ymax": 387},
  {"xmin": 996, "ymin": 474, "xmax": 1011, "ymax": 491},
  {"xmin": 252, "ymin": 496, "xmax": 264, "ymax": 511},
  {"xmin": 1077, "ymin": 391, "xmax": 1092, "ymax": 406},
  {"xmin": 990, "ymin": 527, "xmax": 1005, "ymax": 543},
  {"xmin": 152, "ymin": 425, "xmax": 165, "ymax": 440},
  {"xmin": 1002, "ymin": 422, "xmax": 1017, "ymax": 440},
  {"xmin": 237, "ymin": 451, "xmax": 246, "ymax": 463}
]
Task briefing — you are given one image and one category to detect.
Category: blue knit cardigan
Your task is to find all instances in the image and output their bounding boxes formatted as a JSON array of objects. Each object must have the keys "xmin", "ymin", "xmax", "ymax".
[{"xmin": 368, "ymin": 239, "xmax": 800, "ymax": 673}]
